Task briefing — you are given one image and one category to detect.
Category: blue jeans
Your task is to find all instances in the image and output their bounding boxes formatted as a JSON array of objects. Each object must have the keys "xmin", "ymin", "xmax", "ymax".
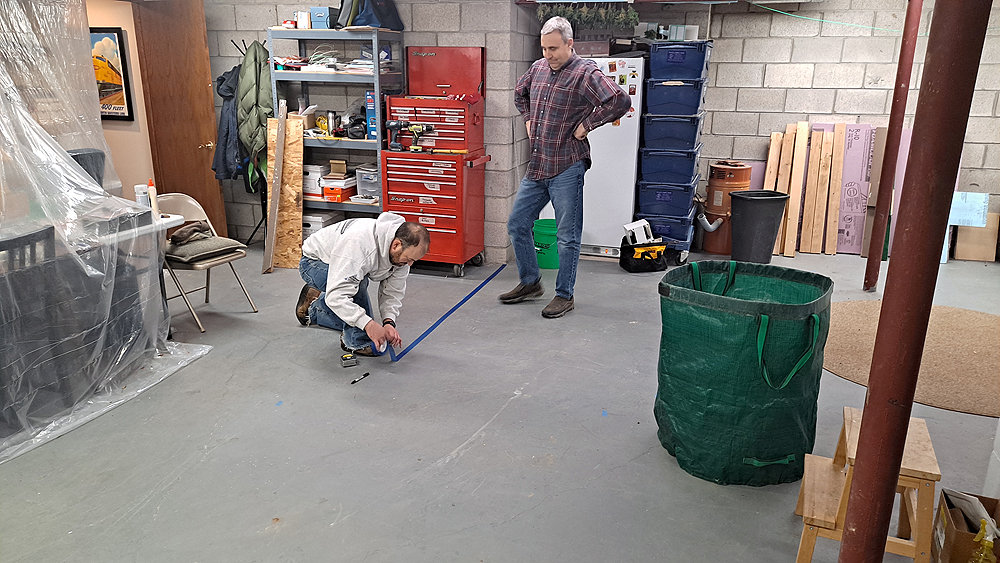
[
  {"xmin": 299, "ymin": 256, "xmax": 373, "ymax": 350},
  {"xmin": 507, "ymin": 160, "xmax": 586, "ymax": 300}
]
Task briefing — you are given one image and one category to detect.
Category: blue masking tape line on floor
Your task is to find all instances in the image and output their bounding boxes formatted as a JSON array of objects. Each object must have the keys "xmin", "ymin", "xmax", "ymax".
[{"xmin": 377, "ymin": 264, "xmax": 506, "ymax": 362}]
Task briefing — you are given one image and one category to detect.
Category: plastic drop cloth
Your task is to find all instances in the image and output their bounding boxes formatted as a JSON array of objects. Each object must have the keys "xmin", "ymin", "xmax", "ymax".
[{"xmin": 0, "ymin": 0, "xmax": 204, "ymax": 461}]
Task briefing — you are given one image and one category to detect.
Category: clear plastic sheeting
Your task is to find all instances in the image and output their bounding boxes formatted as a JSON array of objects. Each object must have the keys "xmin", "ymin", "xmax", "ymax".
[
  {"xmin": 0, "ymin": 0, "xmax": 186, "ymax": 460},
  {"xmin": 0, "ymin": 0, "xmax": 123, "ymax": 196},
  {"xmin": 0, "ymin": 343, "xmax": 211, "ymax": 463}
]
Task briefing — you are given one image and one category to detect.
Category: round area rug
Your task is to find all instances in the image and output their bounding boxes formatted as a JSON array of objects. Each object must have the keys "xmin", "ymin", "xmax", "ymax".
[{"xmin": 824, "ymin": 300, "xmax": 999, "ymax": 418}]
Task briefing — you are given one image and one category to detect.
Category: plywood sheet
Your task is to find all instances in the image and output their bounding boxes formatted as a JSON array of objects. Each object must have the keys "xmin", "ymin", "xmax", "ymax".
[
  {"xmin": 800, "ymin": 129, "xmax": 825, "ymax": 253},
  {"xmin": 763, "ymin": 132, "xmax": 783, "ymax": 191},
  {"xmin": 825, "ymin": 124, "xmax": 847, "ymax": 255},
  {"xmin": 774, "ymin": 123, "xmax": 797, "ymax": 255},
  {"xmin": 783, "ymin": 121, "xmax": 809, "ymax": 257},
  {"xmin": 810, "ymin": 131, "xmax": 834, "ymax": 253},
  {"xmin": 267, "ymin": 117, "xmax": 304, "ymax": 270}
]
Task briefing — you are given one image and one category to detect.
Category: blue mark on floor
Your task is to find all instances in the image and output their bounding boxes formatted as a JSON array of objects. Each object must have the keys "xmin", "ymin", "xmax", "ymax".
[
  {"xmin": 276, "ymin": 401, "xmax": 283, "ymax": 406},
  {"xmin": 602, "ymin": 410, "xmax": 608, "ymax": 417}
]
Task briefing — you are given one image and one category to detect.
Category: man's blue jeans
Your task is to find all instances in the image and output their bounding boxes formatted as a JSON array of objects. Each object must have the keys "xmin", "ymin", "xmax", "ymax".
[
  {"xmin": 507, "ymin": 160, "xmax": 586, "ymax": 300},
  {"xmin": 298, "ymin": 256, "xmax": 373, "ymax": 350}
]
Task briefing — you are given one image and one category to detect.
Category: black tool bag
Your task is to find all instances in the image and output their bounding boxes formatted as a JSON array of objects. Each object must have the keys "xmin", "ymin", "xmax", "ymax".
[{"xmin": 619, "ymin": 236, "xmax": 669, "ymax": 273}]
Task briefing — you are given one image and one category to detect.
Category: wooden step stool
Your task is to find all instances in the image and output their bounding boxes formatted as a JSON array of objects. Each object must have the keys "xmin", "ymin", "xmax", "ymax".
[{"xmin": 794, "ymin": 406, "xmax": 941, "ymax": 563}]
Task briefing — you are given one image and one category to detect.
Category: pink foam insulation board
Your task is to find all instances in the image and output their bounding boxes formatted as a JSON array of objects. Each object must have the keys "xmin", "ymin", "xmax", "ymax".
[{"xmin": 837, "ymin": 125, "xmax": 875, "ymax": 254}]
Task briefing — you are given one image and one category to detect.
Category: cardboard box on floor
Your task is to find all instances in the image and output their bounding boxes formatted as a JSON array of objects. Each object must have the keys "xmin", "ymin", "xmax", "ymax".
[
  {"xmin": 932, "ymin": 490, "xmax": 1000, "ymax": 563},
  {"xmin": 954, "ymin": 212, "xmax": 999, "ymax": 262}
]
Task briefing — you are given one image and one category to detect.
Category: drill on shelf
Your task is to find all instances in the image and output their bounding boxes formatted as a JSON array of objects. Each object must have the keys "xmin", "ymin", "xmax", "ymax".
[{"xmin": 385, "ymin": 120, "xmax": 434, "ymax": 152}]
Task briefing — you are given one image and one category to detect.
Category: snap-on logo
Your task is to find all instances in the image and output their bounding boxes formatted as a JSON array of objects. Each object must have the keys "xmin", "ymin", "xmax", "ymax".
[
  {"xmin": 391, "ymin": 196, "xmax": 415, "ymax": 204},
  {"xmin": 412, "ymin": 52, "xmax": 436, "ymax": 57}
]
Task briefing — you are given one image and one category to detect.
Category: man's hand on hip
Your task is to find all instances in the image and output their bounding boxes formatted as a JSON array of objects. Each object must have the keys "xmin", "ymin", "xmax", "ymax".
[
  {"xmin": 526, "ymin": 121, "xmax": 532, "ymax": 141},
  {"xmin": 573, "ymin": 123, "xmax": 588, "ymax": 140}
]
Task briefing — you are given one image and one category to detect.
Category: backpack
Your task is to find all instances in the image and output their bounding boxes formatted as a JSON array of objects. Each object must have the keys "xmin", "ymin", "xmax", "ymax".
[{"xmin": 352, "ymin": 0, "xmax": 404, "ymax": 31}]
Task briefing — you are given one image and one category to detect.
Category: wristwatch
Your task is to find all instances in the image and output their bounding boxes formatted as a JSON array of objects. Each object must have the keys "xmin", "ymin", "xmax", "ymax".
[{"xmin": 382, "ymin": 319, "xmax": 396, "ymax": 328}]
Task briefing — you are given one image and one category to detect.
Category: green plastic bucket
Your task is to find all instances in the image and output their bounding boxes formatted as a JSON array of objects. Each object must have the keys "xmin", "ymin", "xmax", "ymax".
[{"xmin": 533, "ymin": 219, "xmax": 559, "ymax": 269}]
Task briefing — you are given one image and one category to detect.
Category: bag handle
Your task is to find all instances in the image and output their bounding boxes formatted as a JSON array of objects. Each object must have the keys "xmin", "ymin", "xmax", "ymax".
[
  {"xmin": 757, "ymin": 313, "xmax": 821, "ymax": 390},
  {"xmin": 690, "ymin": 260, "xmax": 737, "ymax": 295},
  {"xmin": 743, "ymin": 454, "xmax": 796, "ymax": 467}
]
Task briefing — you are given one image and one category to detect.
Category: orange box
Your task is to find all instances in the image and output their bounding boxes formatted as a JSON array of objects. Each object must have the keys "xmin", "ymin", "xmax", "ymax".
[{"xmin": 323, "ymin": 185, "xmax": 357, "ymax": 202}]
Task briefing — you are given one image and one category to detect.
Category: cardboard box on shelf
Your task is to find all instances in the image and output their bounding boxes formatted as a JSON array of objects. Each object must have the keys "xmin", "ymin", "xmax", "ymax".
[
  {"xmin": 302, "ymin": 210, "xmax": 344, "ymax": 239},
  {"xmin": 323, "ymin": 185, "xmax": 357, "ymax": 202},
  {"xmin": 932, "ymin": 490, "xmax": 1000, "ymax": 563}
]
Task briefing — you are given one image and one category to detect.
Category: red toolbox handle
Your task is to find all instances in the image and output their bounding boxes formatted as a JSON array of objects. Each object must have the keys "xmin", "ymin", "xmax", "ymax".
[{"xmin": 467, "ymin": 155, "xmax": 491, "ymax": 168}]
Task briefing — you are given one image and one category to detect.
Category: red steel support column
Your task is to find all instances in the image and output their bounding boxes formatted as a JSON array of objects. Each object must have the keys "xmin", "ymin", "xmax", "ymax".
[
  {"xmin": 838, "ymin": 2, "xmax": 992, "ymax": 563},
  {"xmin": 862, "ymin": 0, "xmax": 923, "ymax": 292}
]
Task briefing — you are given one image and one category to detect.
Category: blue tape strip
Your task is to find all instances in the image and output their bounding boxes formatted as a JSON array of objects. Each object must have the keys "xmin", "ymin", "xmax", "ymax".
[{"xmin": 376, "ymin": 264, "xmax": 506, "ymax": 362}]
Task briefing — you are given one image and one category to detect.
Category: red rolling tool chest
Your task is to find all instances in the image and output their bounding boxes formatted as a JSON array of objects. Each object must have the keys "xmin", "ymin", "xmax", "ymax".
[{"xmin": 382, "ymin": 47, "xmax": 490, "ymax": 275}]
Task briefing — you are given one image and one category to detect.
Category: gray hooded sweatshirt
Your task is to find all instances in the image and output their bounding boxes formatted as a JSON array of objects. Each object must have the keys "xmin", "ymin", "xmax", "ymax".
[{"xmin": 301, "ymin": 213, "xmax": 408, "ymax": 330}]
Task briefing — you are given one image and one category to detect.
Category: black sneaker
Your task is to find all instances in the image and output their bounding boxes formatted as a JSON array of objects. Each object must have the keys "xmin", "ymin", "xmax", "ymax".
[
  {"xmin": 296, "ymin": 285, "xmax": 321, "ymax": 325},
  {"xmin": 541, "ymin": 296, "xmax": 574, "ymax": 318},
  {"xmin": 498, "ymin": 280, "xmax": 544, "ymax": 304}
]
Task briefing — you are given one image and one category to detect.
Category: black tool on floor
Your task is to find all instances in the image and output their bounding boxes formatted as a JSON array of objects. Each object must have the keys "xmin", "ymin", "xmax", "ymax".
[{"xmin": 350, "ymin": 372, "xmax": 370, "ymax": 384}]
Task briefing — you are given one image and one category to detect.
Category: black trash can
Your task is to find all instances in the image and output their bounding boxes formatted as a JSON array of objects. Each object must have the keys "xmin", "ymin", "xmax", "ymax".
[{"xmin": 730, "ymin": 190, "xmax": 789, "ymax": 264}]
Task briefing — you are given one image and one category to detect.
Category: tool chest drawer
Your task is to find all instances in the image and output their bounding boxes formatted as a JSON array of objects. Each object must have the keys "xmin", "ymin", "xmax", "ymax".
[
  {"xmin": 389, "ymin": 207, "xmax": 462, "ymax": 232},
  {"xmin": 380, "ymin": 149, "xmax": 487, "ymax": 266},
  {"xmin": 384, "ymin": 154, "xmax": 461, "ymax": 201},
  {"xmin": 386, "ymin": 97, "xmax": 484, "ymax": 151}
]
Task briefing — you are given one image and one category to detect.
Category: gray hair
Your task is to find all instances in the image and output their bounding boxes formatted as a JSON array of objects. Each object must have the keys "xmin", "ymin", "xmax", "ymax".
[{"xmin": 541, "ymin": 16, "xmax": 573, "ymax": 43}]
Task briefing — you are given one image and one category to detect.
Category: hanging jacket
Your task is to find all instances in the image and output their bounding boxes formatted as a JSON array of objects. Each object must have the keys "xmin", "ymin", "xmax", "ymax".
[
  {"xmin": 212, "ymin": 64, "xmax": 243, "ymax": 180},
  {"xmin": 236, "ymin": 41, "xmax": 272, "ymax": 164}
]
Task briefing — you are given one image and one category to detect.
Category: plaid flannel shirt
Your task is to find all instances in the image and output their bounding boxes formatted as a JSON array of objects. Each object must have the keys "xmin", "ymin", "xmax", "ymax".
[{"xmin": 514, "ymin": 54, "xmax": 630, "ymax": 180}]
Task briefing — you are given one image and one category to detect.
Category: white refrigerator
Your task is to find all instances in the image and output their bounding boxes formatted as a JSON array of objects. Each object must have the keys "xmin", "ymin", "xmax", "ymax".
[{"xmin": 541, "ymin": 56, "xmax": 645, "ymax": 256}]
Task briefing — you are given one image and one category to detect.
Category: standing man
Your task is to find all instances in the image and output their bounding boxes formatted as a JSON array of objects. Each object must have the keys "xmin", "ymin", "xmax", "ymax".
[
  {"xmin": 500, "ymin": 16, "xmax": 630, "ymax": 318},
  {"xmin": 296, "ymin": 213, "xmax": 430, "ymax": 356}
]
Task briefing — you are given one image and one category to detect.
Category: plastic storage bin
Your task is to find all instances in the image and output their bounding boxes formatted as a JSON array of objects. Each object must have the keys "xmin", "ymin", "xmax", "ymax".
[
  {"xmin": 636, "ymin": 208, "xmax": 697, "ymax": 241},
  {"xmin": 637, "ymin": 175, "xmax": 700, "ymax": 216},
  {"xmin": 641, "ymin": 145, "xmax": 702, "ymax": 184},
  {"xmin": 645, "ymin": 79, "xmax": 706, "ymax": 116},
  {"xmin": 649, "ymin": 41, "xmax": 712, "ymax": 79},
  {"xmin": 355, "ymin": 163, "xmax": 380, "ymax": 198},
  {"xmin": 643, "ymin": 113, "xmax": 705, "ymax": 150}
]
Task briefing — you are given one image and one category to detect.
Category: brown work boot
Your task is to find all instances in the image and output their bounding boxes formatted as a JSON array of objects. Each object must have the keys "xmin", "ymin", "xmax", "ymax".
[
  {"xmin": 296, "ymin": 284, "xmax": 321, "ymax": 325},
  {"xmin": 340, "ymin": 336, "xmax": 376, "ymax": 356},
  {"xmin": 541, "ymin": 296, "xmax": 574, "ymax": 318},
  {"xmin": 498, "ymin": 280, "xmax": 543, "ymax": 304}
]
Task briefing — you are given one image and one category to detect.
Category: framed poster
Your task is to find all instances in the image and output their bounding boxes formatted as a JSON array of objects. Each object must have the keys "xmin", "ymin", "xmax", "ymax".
[{"xmin": 89, "ymin": 27, "xmax": 134, "ymax": 121}]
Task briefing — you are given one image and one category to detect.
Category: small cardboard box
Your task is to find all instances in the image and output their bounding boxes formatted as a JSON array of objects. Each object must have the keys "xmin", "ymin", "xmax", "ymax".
[
  {"xmin": 954, "ymin": 212, "xmax": 999, "ymax": 262},
  {"xmin": 323, "ymin": 185, "xmax": 357, "ymax": 202},
  {"xmin": 289, "ymin": 111, "xmax": 316, "ymax": 130},
  {"xmin": 329, "ymin": 160, "xmax": 348, "ymax": 176},
  {"xmin": 932, "ymin": 490, "xmax": 1000, "ymax": 563}
]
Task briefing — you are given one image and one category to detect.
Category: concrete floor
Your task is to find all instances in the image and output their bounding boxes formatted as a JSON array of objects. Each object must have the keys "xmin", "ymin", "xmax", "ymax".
[{"xmin": 1, "ymin": 249, "xmax": 997, "ymax": 562}]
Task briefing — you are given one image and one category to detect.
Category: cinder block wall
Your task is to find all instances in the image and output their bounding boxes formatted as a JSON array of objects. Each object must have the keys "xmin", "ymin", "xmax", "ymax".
[
  {"xmin": 635, "ymin": 0, "xmax": 1000, "ymax": 208},
  {"xmin": 203, "ymin": 1, "xmax": 539, "ymax": 262},
  {"xmin": 203, "ymin": 0, "xmax": 1000, "ymax": 248}
]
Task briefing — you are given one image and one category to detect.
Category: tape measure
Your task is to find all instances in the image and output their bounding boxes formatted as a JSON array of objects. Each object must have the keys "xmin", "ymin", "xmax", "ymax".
[{"xmin": 340, "ymin": 353, "xmax": 358, "ymax": 367}]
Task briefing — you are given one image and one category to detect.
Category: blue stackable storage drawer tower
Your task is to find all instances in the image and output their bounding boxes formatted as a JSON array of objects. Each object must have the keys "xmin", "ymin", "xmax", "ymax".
[{"xmin": 636, "ymin": 40, "xmax": 712, "ymax": 257}]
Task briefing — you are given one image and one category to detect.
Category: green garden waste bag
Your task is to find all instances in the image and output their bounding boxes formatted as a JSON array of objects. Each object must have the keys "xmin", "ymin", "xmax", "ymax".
[{"xmin": 655, "ymin": 260, "xmax": 833, "ymax": 486}]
